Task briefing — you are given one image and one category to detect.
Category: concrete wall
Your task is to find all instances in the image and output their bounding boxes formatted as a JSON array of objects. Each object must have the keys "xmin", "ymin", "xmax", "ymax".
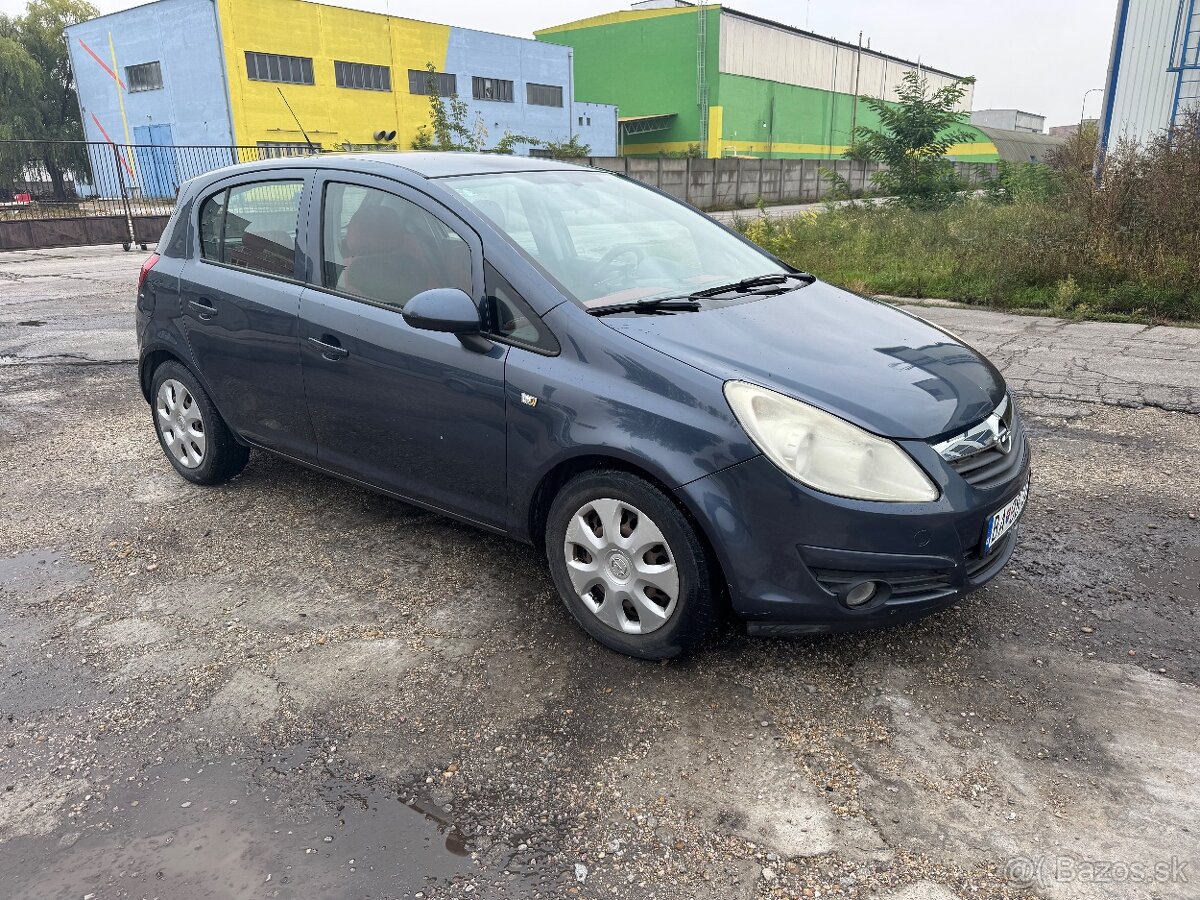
[{"xmin": 584, "ymin": 156, "xmax": 998, "ymax": 210}]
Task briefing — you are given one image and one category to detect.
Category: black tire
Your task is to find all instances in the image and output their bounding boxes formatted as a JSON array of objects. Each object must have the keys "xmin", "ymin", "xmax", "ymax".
[
  {"xmin": 149, "ymin": 360, "xmax": 249, "ymax": 485},
  {"xmin": 546, "ymin": 469, "xmax": 720, "ymax": 659}
]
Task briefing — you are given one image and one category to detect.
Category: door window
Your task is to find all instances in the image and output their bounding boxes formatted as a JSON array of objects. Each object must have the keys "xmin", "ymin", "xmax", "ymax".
[
  {"xmin": 197, "ymin": 180, "xmax": 303, "ymax": 279},
  {"xmin": 484, "ymin": 262, "xmax": 557, "ymax": 353},
  {"xmin": 321, "ymin": 182, "xmax": 473, "ymax": 310}
]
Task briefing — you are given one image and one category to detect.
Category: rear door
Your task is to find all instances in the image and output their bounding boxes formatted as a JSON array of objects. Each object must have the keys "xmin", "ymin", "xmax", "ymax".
[
  {"xmin": 178, "ymin": 172, "xmax": 317, "ymax": 461},
  {"xmin": 297, "ymin": 172, "xmax": 509, "ymax": 527}
]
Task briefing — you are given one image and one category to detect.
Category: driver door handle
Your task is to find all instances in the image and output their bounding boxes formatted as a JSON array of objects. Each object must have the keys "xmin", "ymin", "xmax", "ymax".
[{"xmin": 308, "ymin": 335, "xmax": 349, "ymax": 360}]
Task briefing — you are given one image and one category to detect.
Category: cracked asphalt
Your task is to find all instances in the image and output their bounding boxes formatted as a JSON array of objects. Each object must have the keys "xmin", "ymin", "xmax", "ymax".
[{"xmin": 2, "ymin": 246, "xmax": 1199, "ymax": 900}]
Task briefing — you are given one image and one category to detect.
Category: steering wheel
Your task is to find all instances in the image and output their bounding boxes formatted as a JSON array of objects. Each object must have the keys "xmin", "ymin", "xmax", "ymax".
[{"xmin": 591, "ymin": 243, "xmax": 647, "ymax": 290}]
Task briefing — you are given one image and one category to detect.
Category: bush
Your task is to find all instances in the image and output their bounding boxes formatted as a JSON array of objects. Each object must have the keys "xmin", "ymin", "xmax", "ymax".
[{"xmin": 734, "ymin": 112, "xmax": 1200, "ymax": 323}]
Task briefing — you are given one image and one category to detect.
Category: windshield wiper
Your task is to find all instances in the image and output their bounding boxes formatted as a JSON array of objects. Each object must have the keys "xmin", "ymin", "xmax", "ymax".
[
  {"xmin": 687, "ymin": 272, "xmax": 813, "ymax": 299},
  {"xmin": 587, "ymin": 297, "xmax": 702, "ymax": 317}
]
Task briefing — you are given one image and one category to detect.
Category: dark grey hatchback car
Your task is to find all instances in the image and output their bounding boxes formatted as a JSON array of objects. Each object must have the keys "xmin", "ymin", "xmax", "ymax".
[{"xmin": 137, "ymin": 153, "xmax": 1029, "ymax": 659}]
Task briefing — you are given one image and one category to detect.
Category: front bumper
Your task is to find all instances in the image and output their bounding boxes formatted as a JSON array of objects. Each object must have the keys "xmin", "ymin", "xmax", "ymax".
[{"xmin": 677, "ymin": 423, "xmax": 1030, "ymax": 635}]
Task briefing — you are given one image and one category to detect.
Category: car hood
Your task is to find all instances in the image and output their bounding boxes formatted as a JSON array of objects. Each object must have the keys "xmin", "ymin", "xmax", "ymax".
[{"xmin": 602, "ymin": 282, "xmax": 1006, "ymax": 440}]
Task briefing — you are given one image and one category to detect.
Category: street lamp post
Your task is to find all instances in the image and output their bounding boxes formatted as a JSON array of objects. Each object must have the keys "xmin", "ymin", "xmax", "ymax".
[{"xmin": 1080, "ymin": 87, "xmax": 1104, "ymax": 129}]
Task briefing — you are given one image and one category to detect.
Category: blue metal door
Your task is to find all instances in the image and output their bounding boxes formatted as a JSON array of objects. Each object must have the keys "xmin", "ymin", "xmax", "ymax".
[{"xmin": 132, "ymin": 124, "xmax": 180, "ymax": 199}]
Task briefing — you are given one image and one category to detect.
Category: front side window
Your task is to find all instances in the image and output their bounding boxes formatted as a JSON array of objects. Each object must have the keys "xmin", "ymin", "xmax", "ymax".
[
  {"xmin": 198, "ymin": 180, "xmax": 303, "ymax": 279},
  {"xmin": 443, "ymin": 170, "xmax": 784, "ymax": 308},
  {"xmin": 321, "ymin": 182, "xmax": 472, "ymax": 310},
  {"xmin": 484, "ymin": 262, "xmax": 555, "ymax": 352}
]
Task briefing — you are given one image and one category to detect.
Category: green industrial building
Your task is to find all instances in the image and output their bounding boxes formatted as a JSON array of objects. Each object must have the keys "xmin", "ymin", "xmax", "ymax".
[{"xmin": 537, "ymin": 2, "xmax": 1005, "ymax": 162}]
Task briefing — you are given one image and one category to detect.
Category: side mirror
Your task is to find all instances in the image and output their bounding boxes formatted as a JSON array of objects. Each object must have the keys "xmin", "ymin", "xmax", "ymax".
[
  {"xmin": 402, "ymin": 288, "xmax": 493, "ymax": 353},
  {"xmin": 402, "ymin": 288, "xmax": 481, "ymax": 334}
]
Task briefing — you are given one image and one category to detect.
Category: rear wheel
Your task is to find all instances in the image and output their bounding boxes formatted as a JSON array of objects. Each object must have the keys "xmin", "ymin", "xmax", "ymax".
[
  {"xmin": 546, "ymin": 470, "xmax": 719, "ymax": 659},
  {"xmin": 150, "ymin": 361, "xmax": 248, "ymax": 485}
]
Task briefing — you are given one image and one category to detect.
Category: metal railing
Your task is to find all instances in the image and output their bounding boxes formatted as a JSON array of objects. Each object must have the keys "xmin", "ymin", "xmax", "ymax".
[{"xmin": 0, "ymin": 139, "xmax": 318, "ymax": 250}]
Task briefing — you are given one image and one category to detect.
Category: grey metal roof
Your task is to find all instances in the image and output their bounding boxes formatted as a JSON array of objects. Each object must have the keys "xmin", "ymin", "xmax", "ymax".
[{"xmin": 974, "ymin": 127, "xmax": 1067, "ymax": 164}]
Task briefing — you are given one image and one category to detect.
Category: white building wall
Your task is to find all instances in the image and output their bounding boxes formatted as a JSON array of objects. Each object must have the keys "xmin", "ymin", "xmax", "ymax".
[
  {"xmin": 717, "ymin": 13, "xmax": 974, "ymax": 111},
  {"xmin": 1102, "ymin": 0, "xmax": 1186, "ymax": 150}
]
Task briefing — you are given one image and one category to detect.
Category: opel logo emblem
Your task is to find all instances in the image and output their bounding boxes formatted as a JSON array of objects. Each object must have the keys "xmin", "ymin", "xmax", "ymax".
[{"xmin": 608, "ymin": 552, "xmax": 631, "ymax": 581}]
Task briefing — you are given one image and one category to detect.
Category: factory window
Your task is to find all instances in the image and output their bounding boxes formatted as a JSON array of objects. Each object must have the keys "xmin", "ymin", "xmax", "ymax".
[
  {"xmin": 256, "ymin": 141, "xmax": 318, "ymax": 158},
  {"xmin": 527, "ymin": 83, "xmax": 563, "ymax": 107},
  {"xmin": 408, "ymin": 69, "xmax": 457, "ymax": 96},
  {"xmin": 245, "ymin": 51, "xmax": 314, "ymax": 86},
  {"xmin": 125, "ymin": 61, "xmax": 163, "ymax": 93},
  {"xmin": 472, "ymin": 77, "xmax": 513, "ymax": 103},
  {"xmin": 335, "ymin": 61, "xmax": 391, "ymax": 92}
]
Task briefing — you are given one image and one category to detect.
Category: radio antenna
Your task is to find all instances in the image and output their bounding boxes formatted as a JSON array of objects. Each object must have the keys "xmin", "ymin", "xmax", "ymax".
[{"xmin": 278, "ymin": 88, "xmax": 317, "ymax": 152}]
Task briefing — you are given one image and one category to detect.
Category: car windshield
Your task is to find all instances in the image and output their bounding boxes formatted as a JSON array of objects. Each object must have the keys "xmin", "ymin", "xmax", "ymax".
[{"xmin": 441, "ymin": 169, "xmax": 786, "ymax": 308}]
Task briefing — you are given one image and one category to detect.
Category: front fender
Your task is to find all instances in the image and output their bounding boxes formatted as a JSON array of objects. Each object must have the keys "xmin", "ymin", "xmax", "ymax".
[{"xmin": 503, "ymin": 303, "xmax": 758, "ymax": 539}]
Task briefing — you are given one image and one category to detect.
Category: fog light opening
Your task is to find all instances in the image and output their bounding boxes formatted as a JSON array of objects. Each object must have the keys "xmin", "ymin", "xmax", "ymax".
[{"xmin": 844, "ymin": 581, "xmax": 880, "ymax": 608}]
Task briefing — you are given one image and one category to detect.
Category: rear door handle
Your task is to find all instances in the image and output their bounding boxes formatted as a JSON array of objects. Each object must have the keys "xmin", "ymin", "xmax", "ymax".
[
  {"xmin": 308, "ymin": 335, "xmax": 349, "ymax": 360},
  {"xmin": 188, "ymin": 298, "xmax": 217, "ymax": 319}
]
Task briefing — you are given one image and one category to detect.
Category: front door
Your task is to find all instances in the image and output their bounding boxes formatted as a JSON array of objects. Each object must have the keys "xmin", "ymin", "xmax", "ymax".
[
  {"xmin": 298, "ymin": 174, "xmax": 509, "ymax": 527},
  {"xmin": 178, "ymin": 173, "xmax": 317, "ymax": 461}
]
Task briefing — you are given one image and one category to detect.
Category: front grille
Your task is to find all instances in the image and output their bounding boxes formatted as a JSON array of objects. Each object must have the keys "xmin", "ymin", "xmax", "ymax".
[
  {"xmin": 950, "ymin": 431, "xmax": 1027, "ymax": 489},
  {"xmin": 812, "ymin": 567, "xmax": 955, "ymax": 605},
  {"xmin": 933, "ymin": 394, "xmax": 1028, "ymax": 491}
]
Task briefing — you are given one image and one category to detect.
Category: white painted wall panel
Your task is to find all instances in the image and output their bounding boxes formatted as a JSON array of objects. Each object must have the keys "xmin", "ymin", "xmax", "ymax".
[
  {"xmin": 1105, "ymin": 0, "xmax": 1184, "ymax": 147},
  {"xmin": 718, "ymin": 14, "xmax": 974, "ymax": 110}
]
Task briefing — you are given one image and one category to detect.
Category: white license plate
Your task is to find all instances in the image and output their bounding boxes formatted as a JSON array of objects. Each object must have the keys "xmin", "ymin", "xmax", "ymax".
[{"xmin": 984, "ymin": 482, "xmax": 1028, "ymax": 553}]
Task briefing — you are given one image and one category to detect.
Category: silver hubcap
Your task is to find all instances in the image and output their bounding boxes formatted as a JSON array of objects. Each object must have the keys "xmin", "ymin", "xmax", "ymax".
[
  {"xmin": 564, "ymin": 498, "xmax": 679, "ymax": 635},
  {"xmin": 156, "ymin": 379, "xmax": 206, "ymax": 469}
]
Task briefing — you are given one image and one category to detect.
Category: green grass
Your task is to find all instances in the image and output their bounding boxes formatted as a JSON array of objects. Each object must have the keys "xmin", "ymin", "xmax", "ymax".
[{"xmin": 733, "ymin": 200, "xmax": 1200, "ymax": 324}]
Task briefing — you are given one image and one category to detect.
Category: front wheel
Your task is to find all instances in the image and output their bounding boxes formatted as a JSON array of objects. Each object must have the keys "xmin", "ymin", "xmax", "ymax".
[
  {"xmin": 546, "ymin": 470, "xmax": 720, "ymax": 659},
  {"xmin": 150, "ymin": 361, "xmax": 248, "ymax": 485}
]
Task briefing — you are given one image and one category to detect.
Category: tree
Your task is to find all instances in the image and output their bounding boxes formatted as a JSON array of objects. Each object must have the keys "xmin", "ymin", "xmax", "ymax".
[
  {"xmin": 410, "ymin": 62, "xmax": 539, "ymax": 155},
  {"xmin": 846, "ymin": 70, "xmax": 976, "ymax": 210},
  {"xmin": 1, "ymin": 0, "xmax": 98, "ymax": 198},
  {"xmin": 0, "ymin": 33, "xmax": 40, "ymax": 194}
]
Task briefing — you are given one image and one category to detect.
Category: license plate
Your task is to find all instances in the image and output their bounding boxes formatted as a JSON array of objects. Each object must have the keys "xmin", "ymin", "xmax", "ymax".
[{"xmin": 984, "ymin": 482, "xmax": 1028, "ymax": 553}]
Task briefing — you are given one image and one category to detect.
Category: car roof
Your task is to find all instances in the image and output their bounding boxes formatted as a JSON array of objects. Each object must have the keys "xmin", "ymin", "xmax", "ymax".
[{"xmin": 208, "ymin": 151, "xmax": 590, "ymax": 181}]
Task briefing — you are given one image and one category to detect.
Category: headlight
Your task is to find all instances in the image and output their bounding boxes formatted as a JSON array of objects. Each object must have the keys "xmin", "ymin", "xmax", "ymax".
[{"xmin": 724, "ymin": 381, "xmax": 939, "ymax": 502}]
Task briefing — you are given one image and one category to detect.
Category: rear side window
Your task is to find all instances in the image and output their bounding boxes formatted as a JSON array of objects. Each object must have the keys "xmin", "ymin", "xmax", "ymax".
[
  {"xmin": 320, "ymin": 181, "xmax": 473, "ymax": 310},
  {"xmin": 197, "ymin": 180, "xmax": 303, "ymax": 279}
]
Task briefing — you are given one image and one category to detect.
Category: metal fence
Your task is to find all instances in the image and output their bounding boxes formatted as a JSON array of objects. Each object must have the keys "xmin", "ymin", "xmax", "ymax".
[{"xmin": 0, "ymin": 140, "xmax": 313, "ymax": 251}]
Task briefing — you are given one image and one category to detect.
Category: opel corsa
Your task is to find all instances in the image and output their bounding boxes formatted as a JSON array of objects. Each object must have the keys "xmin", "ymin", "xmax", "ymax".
[{"xmin": 137, "ymin": 154, "xmax": 1029, "ymax": 659}]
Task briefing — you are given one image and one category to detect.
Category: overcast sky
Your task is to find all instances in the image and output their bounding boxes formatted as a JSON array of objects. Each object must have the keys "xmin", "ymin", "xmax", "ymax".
[{"xmin": 1, "ymin": 0, "xmax": 1118, "ymax": 127}]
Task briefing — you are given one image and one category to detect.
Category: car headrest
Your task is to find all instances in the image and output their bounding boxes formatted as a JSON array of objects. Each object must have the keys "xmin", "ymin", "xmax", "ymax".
[{"xmin": 344, "ymin": 205, "xmax": 405, "ymax": 257}]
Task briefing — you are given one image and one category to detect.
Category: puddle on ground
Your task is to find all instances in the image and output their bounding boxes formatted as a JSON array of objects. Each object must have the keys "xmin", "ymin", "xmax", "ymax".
[
  {"xmin": 0, "ymin": 550, "xmax": 90, "ymax": 605},
  {"xmin": 1, "ymin": 748, "xmax": 474, "ymax": 900},
  {"xmin": 1133, "ymin": 547, "xmax": 1200, "ymax": 604},
  {"xmin": 16, "ymin": 320, "xmax": 46, "ymax": 327}
]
